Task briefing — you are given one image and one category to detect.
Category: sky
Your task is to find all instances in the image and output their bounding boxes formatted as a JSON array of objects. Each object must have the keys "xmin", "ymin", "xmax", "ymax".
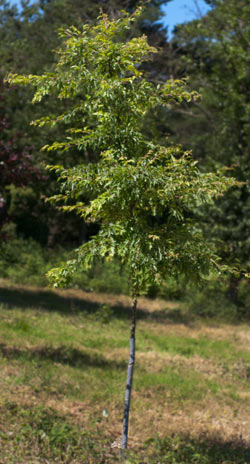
[{"xmin": 161, "ymin": 0, "xmax": 211, "ymax": 37}]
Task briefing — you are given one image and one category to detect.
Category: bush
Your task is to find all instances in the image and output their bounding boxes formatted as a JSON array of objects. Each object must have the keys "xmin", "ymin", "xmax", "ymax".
[
  {"xmin": 186, "ymin": 290, "xmax": 238, "ymax": 322},
  {"xmin": 0, "ymin": 235, "xmax": 130, "ymax": 294},
  {"xmin": 0, "ymin": 235, "xmax": 64, "ymax": 286},
  {"xmin": 184, "ymin": 277, "xmax": 239, "ymax": 322},
  {"xmin": 71, "ymin": 260, "xmax": 130, "ymax": 295}
]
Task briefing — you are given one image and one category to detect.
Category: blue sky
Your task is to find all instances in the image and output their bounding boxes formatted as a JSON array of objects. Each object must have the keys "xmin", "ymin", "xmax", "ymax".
[{"xmin": 162, "ymin": 0, "xmax": 211, "ymax": 36}]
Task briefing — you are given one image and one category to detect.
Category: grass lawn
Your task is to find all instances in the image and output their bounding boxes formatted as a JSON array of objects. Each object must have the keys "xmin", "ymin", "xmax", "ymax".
[{"xmin": 0, "ymin": 278, "xmax": 250, "ymax": 463}]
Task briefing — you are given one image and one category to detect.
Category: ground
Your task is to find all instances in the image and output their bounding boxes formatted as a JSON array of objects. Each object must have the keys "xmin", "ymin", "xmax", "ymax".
[{"xmin": 0, "ymin": 278, "xmax": 250, "ymax": 463}]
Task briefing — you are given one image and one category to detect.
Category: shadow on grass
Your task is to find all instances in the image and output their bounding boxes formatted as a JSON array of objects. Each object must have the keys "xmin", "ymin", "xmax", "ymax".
[
  {"xmin": 0, "ymin": 342, "xmax": 126, "ymax": 370},
  {"xmin": 0, "ymin": 284, "xmax": 191, "ymax": 325},
  {"xmin": 143, "ymin": 434, "xmax": 250, "ymax": 463}
]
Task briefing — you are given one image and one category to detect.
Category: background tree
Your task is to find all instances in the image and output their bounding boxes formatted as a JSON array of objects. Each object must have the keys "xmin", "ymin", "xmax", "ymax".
[
  {"xmin": 0, "ymin": 0, "xmax": 169, "ymax": 248},
  {"xmin": 165, "ymin": 0, "xmax": 250, "ymax": 302},
  {"xmin": 0, "ymin": 82, "xmax": 45, "ymax": 241},
  {"xmin": 7, "ymin": 7, "xmax": 236, "ymax": 455}
]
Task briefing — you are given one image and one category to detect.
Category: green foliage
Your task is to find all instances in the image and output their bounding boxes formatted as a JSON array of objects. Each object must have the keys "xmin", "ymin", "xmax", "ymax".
[
  {"xmin": 0, "ymin": 235, "xmax": 62, "ymax": 286},
  {"xmin": 7, "ymin": 8, "xmax": 236, "ymax": 296},
  {"xmin": 170, "ymin": 0, "xmax": 250, "ymax": 273},
  {"xmin": 4, "ymin": 184, "xmax": 49, "ymax": 244},
  {"xmin": 0, "ymin": 236, "xmax": 130, "ymax": 293},
  {"xmin": 5, "ymin": 9, "xmax": 233, "ymax": 292},
  {"xmin": 1, "ymin": 234, "xmax": 249, "ymax": 317},
  {"xmin": 72, "ymin": 259, "xmax": 130, "ymax": 294},
  {"xmin": 185, "ymin": 284, "xmax": 238, "ymax": 322},
  {"xmin": 238, "ymin": 279, "xmax": 250, "ymax": 317},
  {"xmin": 0, "ymin": 0, "xmax": 167, "ymax": 251},
  {"xmin": 95, "ymin": 304, "xmax": 114, "ymax": 324}
]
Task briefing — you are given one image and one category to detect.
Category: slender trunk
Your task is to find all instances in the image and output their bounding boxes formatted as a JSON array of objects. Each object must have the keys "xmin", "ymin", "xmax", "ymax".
[{"xmin": 120, "ymin": 296, "xmax": 137, "ymax": 460}]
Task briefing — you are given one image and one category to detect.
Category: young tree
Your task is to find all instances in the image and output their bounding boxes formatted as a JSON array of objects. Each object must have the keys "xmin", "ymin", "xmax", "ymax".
[{"xmin": 7, "ymin": 7, "xmax": 236, "ymax": 456}]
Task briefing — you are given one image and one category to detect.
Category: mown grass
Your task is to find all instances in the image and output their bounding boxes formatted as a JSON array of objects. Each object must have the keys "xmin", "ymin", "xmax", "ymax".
[
  {"xmin": 0, "ymin": 402, "xmax": 116, "ymax": 464},
  {"xmin": 140, "ymin": 330, "xmax": 250, "ymax": 363},
  {"xmin": 0, "ymin": 279, "xmax": 250, "ymax": 462}
]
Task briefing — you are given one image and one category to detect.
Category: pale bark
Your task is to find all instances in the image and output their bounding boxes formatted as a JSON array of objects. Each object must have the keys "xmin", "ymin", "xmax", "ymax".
[{"xmin": 120, "ymin": 296, "xmax": 137, "ymax": 459}]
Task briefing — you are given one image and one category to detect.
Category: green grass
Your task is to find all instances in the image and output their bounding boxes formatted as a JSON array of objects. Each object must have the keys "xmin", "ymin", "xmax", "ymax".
[
  {"xmin": 0, "ymin": 402, "xmax": 116, "ymax": 463},
  {"xmin": 140, "ymin": 330, "xmax": 250, "ymax": 363},
  {"xmin": 137, "ymin": 436, "xmax": 250, "ymax": 464},
  {"xmin": 0, "ymin": 280, "xmax": 250, "ymax": 462},
  {"xmin": 1, "ymin": 402, "xmax": 249, "ymax": 464},
  {"xmin": 135, "ymin": 367, "xmax": 215, "ymax": 401}
]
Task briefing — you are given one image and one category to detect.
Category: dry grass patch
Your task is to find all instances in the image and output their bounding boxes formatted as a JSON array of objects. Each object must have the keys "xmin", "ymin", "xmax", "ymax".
[{"xmin": 0, "ymin": 280, "xmax": 250, "ymax": 462}]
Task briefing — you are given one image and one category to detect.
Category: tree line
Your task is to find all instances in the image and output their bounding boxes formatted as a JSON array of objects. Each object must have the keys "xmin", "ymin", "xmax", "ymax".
[{"xmin": 1, "ymin": 0, "xmax": 249, "ymax": 307}]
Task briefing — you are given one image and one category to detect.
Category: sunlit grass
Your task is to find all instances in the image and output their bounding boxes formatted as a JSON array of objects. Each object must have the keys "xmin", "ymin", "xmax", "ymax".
[
  {"xmin": 140, "ymin": 330, "xmax": 250, "ymax": 363},
  {"xmin": 0, "ymin": 281, "xmax": 250, "ymax": 462}
]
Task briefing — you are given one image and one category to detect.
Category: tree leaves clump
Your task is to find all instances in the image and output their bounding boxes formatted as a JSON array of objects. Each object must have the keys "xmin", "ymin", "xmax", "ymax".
[{"xmin": 7, "ymin": 7, "xmax": 236, "ymax": 295}]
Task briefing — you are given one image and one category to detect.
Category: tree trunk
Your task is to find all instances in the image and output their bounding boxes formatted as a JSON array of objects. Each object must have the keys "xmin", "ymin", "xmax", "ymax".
[
  {"xmin": 227, "ymin": 275, "xmax": 239, "ymax": 305},
  {"xmin": 79, "ymin": 218, "xmax": 88, "ymax": 244},
  {"xmin": 120, "ymin": 296, "xmax": 137, "ymax": 460}
]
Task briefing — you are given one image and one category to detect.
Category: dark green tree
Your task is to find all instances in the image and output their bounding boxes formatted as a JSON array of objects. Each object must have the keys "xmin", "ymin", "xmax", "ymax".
[{"xmin": 165, "ymin": 0, "xmax": 250, "ymax": 301}]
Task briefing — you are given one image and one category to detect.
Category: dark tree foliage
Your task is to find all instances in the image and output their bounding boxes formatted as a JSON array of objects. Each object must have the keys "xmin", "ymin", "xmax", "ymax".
[
  {"xmin": 0, "ymin": 82, "xmax": 43, "ymax": 238},
  {"xmin": 163, "ymin": 0, "xmax": 250, "ymax": 300},
  {"xmin": 0, "ymin": 0, "xmax": 169, "ymax": 247}
]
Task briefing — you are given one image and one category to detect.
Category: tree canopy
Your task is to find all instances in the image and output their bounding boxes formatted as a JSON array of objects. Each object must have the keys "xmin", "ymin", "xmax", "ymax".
[
  {"xmin": 0, "ymin": 0, "xmax": 169, "ymax": 247},
  {"xmin": 7, "ymin": 7, "xmax": 236, "ymax": 294}
]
